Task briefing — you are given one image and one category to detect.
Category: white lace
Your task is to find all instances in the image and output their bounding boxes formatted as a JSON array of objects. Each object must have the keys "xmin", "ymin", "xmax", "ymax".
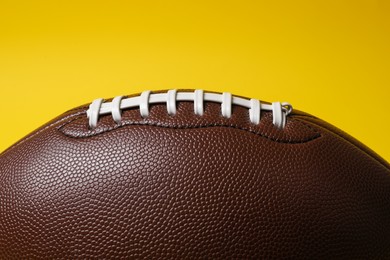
[{"xmin": 87, "ymin": 90, "xmax": 293, "ymax": 129}]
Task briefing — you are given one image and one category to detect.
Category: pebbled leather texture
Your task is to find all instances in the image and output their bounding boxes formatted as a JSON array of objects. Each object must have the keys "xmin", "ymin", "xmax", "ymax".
[{"xmin": 0, "ymin": 90, "xmax": 389, "ymax": 259}]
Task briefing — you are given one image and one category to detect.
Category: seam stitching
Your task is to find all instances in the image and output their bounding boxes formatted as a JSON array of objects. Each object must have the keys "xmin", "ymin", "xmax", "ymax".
[
  {"xmin": 294, "ymin": 115, "xmax": 390, "ymax": 170},
  {"xmin": 57, "ymin": 115, "xmax": 321, "ymax": 144},
  {"xmin": 0, "ymin": 111, "xmax": 85, "ymax": 156}
]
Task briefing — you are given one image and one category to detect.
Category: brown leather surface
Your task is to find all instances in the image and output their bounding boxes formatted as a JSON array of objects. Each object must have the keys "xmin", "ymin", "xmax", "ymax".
[{"xmin": 0, "ymin": 92, "xmax": 389, "ymax": 259}]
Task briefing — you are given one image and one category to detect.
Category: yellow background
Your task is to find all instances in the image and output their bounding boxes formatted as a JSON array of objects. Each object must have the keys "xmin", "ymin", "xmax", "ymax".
[{"xmin": 0, "ymin": 0, "xmax": 389, "ymax": 161}]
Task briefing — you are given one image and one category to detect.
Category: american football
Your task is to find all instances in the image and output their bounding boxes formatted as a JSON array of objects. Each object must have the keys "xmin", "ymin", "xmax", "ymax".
[{"xmin": 0, "ymin": 89, "xmax": 389, "ymax": 258}]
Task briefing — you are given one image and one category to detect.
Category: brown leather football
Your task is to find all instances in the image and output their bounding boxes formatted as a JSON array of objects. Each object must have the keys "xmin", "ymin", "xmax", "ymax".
[{"xmin": 1, "ymin": 89, "xmax": 389, "ymax": 259}]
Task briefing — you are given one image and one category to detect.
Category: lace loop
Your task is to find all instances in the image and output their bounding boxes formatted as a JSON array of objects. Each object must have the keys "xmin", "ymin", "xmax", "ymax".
[
  {"xmin": 88, "ymin": 98, "xmax": 104, "ymax": 129},
  {"xmin": 111, "ymin": 96, "xmax": 124, "ymax": 124},
  {"xmin": 221, "ymin": 92, "xmax": 232, "ymax": 118},
  {"xmin": 194, "ymin": 89, "xmax": 204, "ymax": 116},
  {"xmin": 272, "ymin": 102, "xmax": 286, "ymax": 129},
  {"xmin": 166, "ymin": 90, "xmax": 177, "ymax": 116},
  {"xmin": 249, "ymin": 98, "xmax": 261, "ymax": 125},
  {"xmin": 139, "ymin": 90, "xmax": 151, "ymax": 118}
]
